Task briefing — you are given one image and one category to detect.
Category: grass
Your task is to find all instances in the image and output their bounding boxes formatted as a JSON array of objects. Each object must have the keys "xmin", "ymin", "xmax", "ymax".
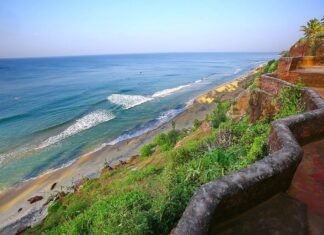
[{"xmin": 24, "ymin": 60, "xmax": 305, "ymax": 235}]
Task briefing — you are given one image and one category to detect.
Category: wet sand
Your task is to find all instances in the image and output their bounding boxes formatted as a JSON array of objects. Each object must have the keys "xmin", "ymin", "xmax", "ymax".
[{"xmin": 0, "ymin": 66, "xmax": 262, "ymax": 234}]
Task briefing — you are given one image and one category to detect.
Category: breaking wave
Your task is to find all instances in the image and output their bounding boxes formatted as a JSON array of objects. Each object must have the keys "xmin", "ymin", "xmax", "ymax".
[
  {"xmin": 36, "ymin": 110, "xmax": 115, "ymax": 150},
  {"xmin": 108, "ymin": 79, "xmax": 208, "ymax": 110},
  {"xmin": 107, "ymin": 94, "xmax": 153, "ymax": 109},
  {"xmin": 152, "ymin": 84, "xmax": 191, "ymax": 98}
]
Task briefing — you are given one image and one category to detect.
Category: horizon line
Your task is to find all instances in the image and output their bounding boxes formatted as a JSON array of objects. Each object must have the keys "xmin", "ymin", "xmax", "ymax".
[{"xmin": 0, "ymin": 51, "xmax": 280, "ymax": 60}]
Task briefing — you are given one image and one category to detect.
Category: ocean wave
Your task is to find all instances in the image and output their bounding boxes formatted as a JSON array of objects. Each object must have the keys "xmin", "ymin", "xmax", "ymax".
[
  {"xmin": 104, "ymin": 108, "xmax": 184, "ymax": 146},
  {"xmin": 0, "ymin": 113, "xmax": 29, "ymax": 124},
  {"xmin": 36, "ymin": 110, "xmax": 115, "ymax": 150},
  {"xmin": 107, "ymin": 94, "xmax": 153, "ymax": 109},
  {"xmin": 108, "ymin": 80, "xmax": 205, "ymax": 110},
  {"xmin": 0, "ymin": 146, "xmax": 31, "ymax": 167},
  {"xmin": 152, "ymin": 84, "xmax": 191, "ymax": 98}
]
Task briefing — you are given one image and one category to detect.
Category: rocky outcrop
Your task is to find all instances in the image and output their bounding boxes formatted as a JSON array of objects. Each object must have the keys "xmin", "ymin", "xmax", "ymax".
[
  {"xmin": 288, "ymin": 40, "xmax": 312, "ymax": 57},
  {"xmin": 249, "ymin": 88, "xmax": 276, "ymax": 123},
  {"xmin": 171, "ymin": 74, "xmax": 324, "ymax": 235},
  {"xmin": 227, "ymin": 90, "xmax": 251, "ymax": 122}
]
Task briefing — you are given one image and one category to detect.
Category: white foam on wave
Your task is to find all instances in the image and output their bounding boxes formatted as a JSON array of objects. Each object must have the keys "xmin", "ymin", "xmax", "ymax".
[
  {"xmin": 152, "ymin": 84, "xmax": 191, "ymax": 98},
  {"xmin": 107, "ymin": 94, "xmax": 153, "ymax": 109},
  {"xmin": 36, "ymin": 110, "xmax": 115, "ymax": 150},
  {"xmin": 108, "ymin": 81, "xmax": 205, "ymax": 110}
]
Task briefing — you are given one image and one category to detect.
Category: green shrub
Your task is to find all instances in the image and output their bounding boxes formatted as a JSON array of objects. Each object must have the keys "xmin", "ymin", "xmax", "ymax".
[
  {"xmin": 206, "ymin": 101, "xmax": 230, "ymax": 128},
  {"xmin": 274, "ymin": 83, "xmax": 305, "ymax": 119},
  {"xmin": 47, "ymin": 200, "xmax": 61, "ymax": 214},
  {"xmin": 193, "ymin": 119, "xmax": 202, "ymax": 130},
  {"xmin": 152, "ymin": 129, "xmax": 183, "ymax": 152},
  {"xmin": 140, "ymin": 143, "xmax": 156, "ymax": 157},
  {"xmin": 169, "ymin": 139, "xmax": 207, "ymax": 167},
  {"xmin": 262, "ymin": 59, "xmax": 278, "ymax": 74}
]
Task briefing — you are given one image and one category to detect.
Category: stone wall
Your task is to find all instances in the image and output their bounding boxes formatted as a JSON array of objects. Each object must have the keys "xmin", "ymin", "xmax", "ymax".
[
  {"xmin": 277, "ymin": 56, "xmax": 324, "ymax": 86},
  {"xmin": 171, "ymin": 74, "xmax": 324, "ymax": 235}
]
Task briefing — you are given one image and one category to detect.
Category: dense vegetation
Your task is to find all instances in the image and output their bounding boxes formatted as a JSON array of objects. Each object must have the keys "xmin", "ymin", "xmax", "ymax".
[{"xmin": 24, "ymin": 61, "xmax": 305, "ymax": 235}]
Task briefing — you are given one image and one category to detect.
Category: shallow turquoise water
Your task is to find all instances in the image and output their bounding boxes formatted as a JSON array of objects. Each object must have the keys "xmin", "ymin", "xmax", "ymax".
[{"xmin": 0, "ymin": 52, "xmax": 277, "ymax": 189}]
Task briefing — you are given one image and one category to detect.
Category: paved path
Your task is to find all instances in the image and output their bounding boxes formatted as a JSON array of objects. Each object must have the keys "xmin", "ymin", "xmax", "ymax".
[
  {"xmin": 210, "ymin": 193, "xmax": 307, "ymax": 235},
  {"xmin": 288, "ymin": 139, "xmax": 324, "ymax": 235}
]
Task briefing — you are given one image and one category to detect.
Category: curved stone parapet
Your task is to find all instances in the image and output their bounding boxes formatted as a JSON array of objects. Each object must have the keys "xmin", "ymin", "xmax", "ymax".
[{"xmin": 171, "ymin": 74, "xmax": 324, "ymax": 235}]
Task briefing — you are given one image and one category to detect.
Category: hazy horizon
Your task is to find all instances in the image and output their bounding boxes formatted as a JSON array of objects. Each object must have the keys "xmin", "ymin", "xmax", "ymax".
[
  {"xmin": 0, "ymin": 51, "xmax": 280, "ymax": 60},
  {"xmin": 0, "ymin": 0, "xmax": 323, "ymax": 58}
]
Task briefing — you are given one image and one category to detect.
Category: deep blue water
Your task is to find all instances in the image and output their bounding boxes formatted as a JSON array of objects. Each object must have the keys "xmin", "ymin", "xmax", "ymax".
[{"xmin": 0, "ymin": 52, "xmax": 277, "ymax": 189}]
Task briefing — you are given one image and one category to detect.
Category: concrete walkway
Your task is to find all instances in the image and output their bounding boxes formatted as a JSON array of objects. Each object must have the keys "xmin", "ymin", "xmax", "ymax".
[
  {"xmin": 210, "ymin": 193, "xmax": 307, "ymax": 235},
  {"xmin": 288, "ymin": 139, "xmax": 324, "ymax": 235}
]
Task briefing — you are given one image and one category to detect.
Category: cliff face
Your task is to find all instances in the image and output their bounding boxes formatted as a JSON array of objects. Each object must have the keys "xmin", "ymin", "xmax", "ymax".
[
  {"xmin": 288, "ymin": 39, "xmax": 312, "ymax": 57},
  {"xmin": 288, "ymin": 36, "xmax": 324, "ymax": 57}
]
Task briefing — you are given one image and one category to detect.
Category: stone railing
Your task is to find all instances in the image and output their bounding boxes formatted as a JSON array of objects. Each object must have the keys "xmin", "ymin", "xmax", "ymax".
[
  {"xmin": 278, "ymin": 56, "xmax": 324, "ymax": 72},
  {"xmin": 276, "ymin": 56, "xmax": 324, "ymax": 86},
  {"xmin": 171, "ymin": 74, "xmax": 324, "ymax": 235}
]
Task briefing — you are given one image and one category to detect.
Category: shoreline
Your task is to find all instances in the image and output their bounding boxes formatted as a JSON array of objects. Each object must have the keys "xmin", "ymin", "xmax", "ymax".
[{"xmin": 0, "ymin": 65, "xmax": 263, "ymax": 233}]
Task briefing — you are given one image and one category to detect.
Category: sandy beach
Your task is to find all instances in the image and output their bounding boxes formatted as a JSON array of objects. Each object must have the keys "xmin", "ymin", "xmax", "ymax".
[{"xmin": 0, "ymin": 66, "xmax": 262, "ymax": 233}]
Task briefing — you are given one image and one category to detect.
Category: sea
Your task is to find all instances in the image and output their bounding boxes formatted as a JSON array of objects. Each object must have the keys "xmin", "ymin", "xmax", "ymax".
[{"xmin": 0, "ymin": 52, "xmax": 277, "ymax": 191}]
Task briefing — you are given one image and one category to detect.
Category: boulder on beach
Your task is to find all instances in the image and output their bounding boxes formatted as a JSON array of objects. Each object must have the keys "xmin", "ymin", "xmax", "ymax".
[{"xmin": 27, "ymin": 195, "xmax": 43, "ymax": 204}]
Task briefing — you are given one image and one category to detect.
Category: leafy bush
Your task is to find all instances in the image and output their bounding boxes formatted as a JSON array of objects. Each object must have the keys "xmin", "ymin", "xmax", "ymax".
[
  {"xmin": 274, "ymin": 82, "xmax": 305, "ymax": 119},
  {"xmin": 206, "ymin": 101, "xmax": 230, "ymax": 128},
  {"xmin": 152, "ymin": 129, "xmax": 184, "ymax": 152},
  {"xmin": 262, "ymin": 59, "xmax": 278, "ymax": 74},
  {"xmin": 140, "ymin": 143, "xmax": 156, "ymax": 157}
]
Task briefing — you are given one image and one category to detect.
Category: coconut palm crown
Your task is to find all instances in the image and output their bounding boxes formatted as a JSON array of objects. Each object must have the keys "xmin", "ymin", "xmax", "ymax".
[{"xmin": 300, "ymin": 18, "xmax": 323, "ymax": 39}]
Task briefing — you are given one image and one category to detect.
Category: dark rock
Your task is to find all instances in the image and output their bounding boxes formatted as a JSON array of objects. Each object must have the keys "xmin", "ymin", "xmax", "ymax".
[
  {"xmin": 27, "ymin": 195, "xmax": 43, "ymax": 204},
  {"xmin": 104, "ymin": 164, "xmax": 114, "ymax": 171},
  {"xmin": 50, "ymin": 182, "xmax": 57, "ymax": 190},
  {"xmin": 17, "ymin": 208, "xmax": 22, "ymax": 212}
]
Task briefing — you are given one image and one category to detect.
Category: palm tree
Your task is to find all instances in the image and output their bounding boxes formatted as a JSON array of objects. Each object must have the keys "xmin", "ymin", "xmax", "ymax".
[{"xmin": 300, "ymin": 18, "xmax": 322, "ymax": 40}]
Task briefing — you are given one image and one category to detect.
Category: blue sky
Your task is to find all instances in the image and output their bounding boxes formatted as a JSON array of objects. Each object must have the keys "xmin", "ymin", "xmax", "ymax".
[{"xmin": 0, "ymin": 0, "xmax": 323, "ymax": 58}]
